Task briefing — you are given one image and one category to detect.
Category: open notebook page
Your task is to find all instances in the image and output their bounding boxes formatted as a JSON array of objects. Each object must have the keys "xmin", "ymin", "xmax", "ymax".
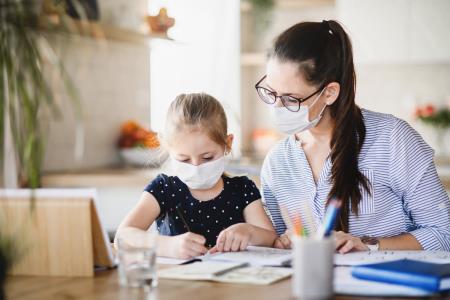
[
  {"xmin": 202, "ymin": 246, "xmax": 292, "ymax": 267},
  {"xmin": 335, "ymin": 250, "xmax": 450, "ymax": 266}
]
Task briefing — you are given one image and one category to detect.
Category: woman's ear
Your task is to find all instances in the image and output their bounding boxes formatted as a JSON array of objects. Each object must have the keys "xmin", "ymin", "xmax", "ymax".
[
  {"xmin": 226, "ymin": 134, "xmax": 234, "ymax": 154},
  {"xmin": 324, "ymin": 82, "xmax": 340, "ymax": 105}
]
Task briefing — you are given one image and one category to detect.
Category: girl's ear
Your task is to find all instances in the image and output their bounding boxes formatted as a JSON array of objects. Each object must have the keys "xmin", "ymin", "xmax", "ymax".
[
  {"xmin": 226, "ymin": 134, "xmax": 234, "ymax": 154},
  {"xmin": 324, "ymin": 82, "xmax": 340, "ymax": 105}
]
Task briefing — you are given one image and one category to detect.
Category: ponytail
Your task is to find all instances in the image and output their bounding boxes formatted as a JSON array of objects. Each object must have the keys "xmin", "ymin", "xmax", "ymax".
[{"xmin": 271, "ymin": 20, "xmax": 370, "ymax": 232}]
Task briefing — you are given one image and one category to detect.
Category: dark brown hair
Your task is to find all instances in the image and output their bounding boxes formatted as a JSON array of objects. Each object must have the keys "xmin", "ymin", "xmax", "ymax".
[{"xmin": 270, "ymin": 20, "xmax": 370, "ymax": 232}]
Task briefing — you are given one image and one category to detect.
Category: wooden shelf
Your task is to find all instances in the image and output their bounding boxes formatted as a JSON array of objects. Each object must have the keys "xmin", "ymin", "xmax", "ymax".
[
  {"xmin": 42, "ymin": 20, "xmax": 172, "ymax": 45},
  {"xmin": 42, "ymin": 167, "xmax": 160, "ymax": 188}
]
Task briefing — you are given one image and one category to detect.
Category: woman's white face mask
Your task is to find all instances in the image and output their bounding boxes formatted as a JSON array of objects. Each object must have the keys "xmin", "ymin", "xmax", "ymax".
[
  {"xmin": 271, "ymin": 87, "xmax": 327, "ymax": 135},
  {"xmin": 171, "ymin": 154, "xmax": 226, "ymax": 190}
]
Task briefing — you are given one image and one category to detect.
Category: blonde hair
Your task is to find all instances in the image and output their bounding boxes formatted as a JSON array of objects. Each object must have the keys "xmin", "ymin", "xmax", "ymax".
[{"xmin": 164, "ymin": 93, "xmax": 229, "ymax": 151}]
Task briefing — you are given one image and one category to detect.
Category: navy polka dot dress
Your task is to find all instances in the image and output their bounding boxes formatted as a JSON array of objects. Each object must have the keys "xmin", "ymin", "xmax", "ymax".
[{"xmin": 144, "ymin": 174, "xmax": 261, "ymax": 248}]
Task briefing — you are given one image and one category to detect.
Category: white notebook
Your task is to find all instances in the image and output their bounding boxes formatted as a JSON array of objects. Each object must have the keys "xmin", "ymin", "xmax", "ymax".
[{"xmin": 334, "ymin": 266, "xmax": 432, "ymax": 297}]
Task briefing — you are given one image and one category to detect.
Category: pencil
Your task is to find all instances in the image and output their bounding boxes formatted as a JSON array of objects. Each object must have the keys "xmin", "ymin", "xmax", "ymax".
[{"xmin": 175, "ymin": 205, "xmax": 191, "ymax": 232}]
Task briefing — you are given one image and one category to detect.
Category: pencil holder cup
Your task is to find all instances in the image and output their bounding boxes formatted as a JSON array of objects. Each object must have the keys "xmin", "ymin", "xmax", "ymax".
[{"xmin": 291, "ymin": 236, "xmax": 334, "ymax": 300}]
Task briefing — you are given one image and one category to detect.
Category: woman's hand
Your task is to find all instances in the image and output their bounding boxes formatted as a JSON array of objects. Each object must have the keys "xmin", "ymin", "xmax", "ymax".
[
  {"xmin": 334, "ymin": 231, "xmax": 369, "ymax": 254},
  {"xmin": 164, "ymin": 232, "xmax": 208, "ymax": 259},
  {"xmin": 273, "ymin": 229, "xmax": 293, "ymax": 249},
  {"xmin": 210, "ymin": 223, "xmax": 254, "ymax": 253}
]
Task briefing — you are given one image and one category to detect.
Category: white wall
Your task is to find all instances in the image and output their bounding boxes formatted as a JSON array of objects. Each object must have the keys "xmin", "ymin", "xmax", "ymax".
[
  {"xmin": 148, "ymin": 0, "xmax": 242, "ymax": 156},
  {"xmin": 43, "ymin": 34, "xmax": 151, "ymax": 171}
]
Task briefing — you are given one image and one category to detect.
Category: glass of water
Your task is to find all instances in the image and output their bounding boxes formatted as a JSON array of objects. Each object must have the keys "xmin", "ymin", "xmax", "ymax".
[{"xmin": 117, "ymin": 227, "xmax": 158, "ymax": 291}]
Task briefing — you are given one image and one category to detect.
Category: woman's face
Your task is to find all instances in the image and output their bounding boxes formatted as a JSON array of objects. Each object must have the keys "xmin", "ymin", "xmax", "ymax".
[{"xmin": 265, "ymin": 57, "xmax": 327, "ymax": 120}]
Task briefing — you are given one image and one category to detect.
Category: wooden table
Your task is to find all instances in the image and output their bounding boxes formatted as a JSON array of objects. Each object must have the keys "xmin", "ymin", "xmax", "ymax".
[{"xmin": 6, "ymin": 267, "xmax": 437, "ymax": 300}]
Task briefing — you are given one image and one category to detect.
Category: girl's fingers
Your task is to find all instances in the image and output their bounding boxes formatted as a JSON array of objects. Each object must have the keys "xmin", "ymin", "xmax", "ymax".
[
  {"xmin": 223, "ymin": 233, "xmax": 234, "ymax": 252},
  {"xmin": 189, "ymin": 242, "xmax": 208, "ymax": 255},
  {"xmin": 188, "ymin": 233, "xmax": 206, "ymax": 245},
  {"xmin": 231, "ymin": 237, "xmax": 241, "ymax": 252},
  {"xmin": 240, "ymin": 239, "xmax": 249, "ymax": 251},
  {"xmin": 209, "ymin": 245, "xmax": 219, "ymax": 254},
  {"xmin": 215, "ymin": 231, "xmax": 227, "ymax": 252},
  {"xmin": 186, "ymin": 249, "xmax": 202, "ymax": 258}
]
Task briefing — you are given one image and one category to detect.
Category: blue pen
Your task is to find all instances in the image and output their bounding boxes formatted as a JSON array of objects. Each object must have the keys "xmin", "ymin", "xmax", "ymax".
[{"xmin": 316, "ymin": 198, "xmax": 341, "ymax": 238}]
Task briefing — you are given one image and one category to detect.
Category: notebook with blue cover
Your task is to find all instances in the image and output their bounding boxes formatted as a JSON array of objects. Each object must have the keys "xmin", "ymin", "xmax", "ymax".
[{"xmin": 351, "ymin": 259, "xmax": 450, "ymax": 293}]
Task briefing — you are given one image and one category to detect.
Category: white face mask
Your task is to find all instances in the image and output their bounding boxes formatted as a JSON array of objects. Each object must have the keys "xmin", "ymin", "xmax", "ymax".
[
  {"xmin": 271, "ymin": 88, "xmax": 327, "ymax": 135},
  {"xmin": 171, "ymin": 155, "xmax": 226, "ymax": 190}
]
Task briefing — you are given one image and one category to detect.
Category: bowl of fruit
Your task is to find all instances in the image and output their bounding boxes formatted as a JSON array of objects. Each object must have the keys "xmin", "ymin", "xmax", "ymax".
[{"xmin": 118, "ymin": 121, "xmax": 168, "ymax": 168}]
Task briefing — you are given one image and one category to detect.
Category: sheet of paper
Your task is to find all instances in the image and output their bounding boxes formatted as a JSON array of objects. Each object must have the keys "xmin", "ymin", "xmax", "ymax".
[
  {"xmin": 158, "ymin": 261, "xmax": 242, "ymax": 280},
  {"xmin": 157, "ymin": 257, "xmax": 191, "ymax": 265},
  {"xmin": 158, "ymin": 261, "xmax": 292, "ymax": 285},
  {"xmin": 203, "ymin": 246, "xmax": 292, "ymax": 267},
  {"xmin": 334, "ymin": 250, "xmax": 450, "ymax": 266},
  {"xmin": 216, "ymin": 266, "xmax": 292, "ymax": 285},
  {"xmin": 334, "ymin": 266, "xmax": 431, "ymax": 297}
]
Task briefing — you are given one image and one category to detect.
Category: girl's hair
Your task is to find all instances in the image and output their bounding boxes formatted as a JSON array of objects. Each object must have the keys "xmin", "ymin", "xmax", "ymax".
[
  {"xmin": 164, "ymin": 93, "xmax": 229, "ymax": 151},
  {"xmin": 270, "ymin": 20, "xmax": 370, "ymax": 232}
]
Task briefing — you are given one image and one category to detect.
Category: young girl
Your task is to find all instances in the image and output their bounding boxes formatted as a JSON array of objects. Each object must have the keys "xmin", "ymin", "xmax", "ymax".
[{"xmin": 116, "ymin": 93, "xmax": 276, "ymax": 259}]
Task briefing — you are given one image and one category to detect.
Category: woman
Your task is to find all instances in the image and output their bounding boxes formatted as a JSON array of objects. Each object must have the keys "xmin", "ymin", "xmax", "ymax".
[{"xmin": 258, "ymin": 20, "xmax": 450, "ymax": 252}]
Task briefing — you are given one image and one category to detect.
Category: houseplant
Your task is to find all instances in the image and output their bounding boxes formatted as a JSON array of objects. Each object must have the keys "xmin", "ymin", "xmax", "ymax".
[
  {"xmin": 118, "ymin": 120, "xmax": 168, "ymax": 167},
  {"xmin": 0, "ymin": 0, "xmax": 90, "ymax": 296},
  {"xmin": 415, "ymin": 104, "xmax": 450, "ymax": 155}
]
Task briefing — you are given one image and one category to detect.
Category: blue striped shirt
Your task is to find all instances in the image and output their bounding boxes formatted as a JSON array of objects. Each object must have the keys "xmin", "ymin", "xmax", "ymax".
[{"xmin": 261, "ymin": 109, "xmax": 450, "ymax": 251}]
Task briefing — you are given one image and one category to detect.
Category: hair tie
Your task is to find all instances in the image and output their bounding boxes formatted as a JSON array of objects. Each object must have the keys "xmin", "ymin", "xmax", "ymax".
[{"xmin": 322, "ymin": 20, "xmax": 333, "ymax": 35}]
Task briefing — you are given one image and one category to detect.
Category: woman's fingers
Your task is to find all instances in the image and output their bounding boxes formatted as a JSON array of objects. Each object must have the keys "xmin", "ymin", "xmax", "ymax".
[
  {"xmin": 334, "ymin": 232, "xmax": 369, "ymax": 253},
  {"xmin": 280, "ymin": 234, "xmax": 291, "ymax": 249},
  {"xmin": 334, "ymin": 231, "xmax": 350, "ymax": 250},
  {"xmin": 273, "ymin": 238, "xmax": 285, "ymax": 249},
  {"xmin": 338, "ymin": 239, "xmax": 355, "ymax": 254}
]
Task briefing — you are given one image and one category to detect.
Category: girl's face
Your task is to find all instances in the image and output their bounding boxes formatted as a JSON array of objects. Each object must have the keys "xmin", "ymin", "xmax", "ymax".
[{"xmin": 169, "ymin": 129, "xmax": 232, "ymax": 166}]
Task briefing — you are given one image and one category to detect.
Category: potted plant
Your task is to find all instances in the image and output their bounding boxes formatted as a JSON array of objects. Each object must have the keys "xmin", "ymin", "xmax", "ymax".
[
  {"xmin": 0, "ymin": 0, "xmax": 92, "ymax": 293},
  {"xmin": 415, "ymin": 104, "xmax": 450, "ymax": 155},
  {"xmin": 118, "ymin": 120, "xmax": 168, "ymax": 168}
]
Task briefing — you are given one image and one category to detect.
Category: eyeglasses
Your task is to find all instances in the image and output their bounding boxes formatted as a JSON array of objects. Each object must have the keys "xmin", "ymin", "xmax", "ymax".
[{"xmin": 255, "ymin": 75, "xmax": 325, "ymax": 112}]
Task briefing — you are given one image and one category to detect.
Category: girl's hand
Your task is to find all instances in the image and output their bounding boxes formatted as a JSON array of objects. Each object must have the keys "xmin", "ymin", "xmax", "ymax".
[
  {"xmin": 273, "ymin": 229, "xmax": 292, "ymax": 249},
  {"xmin": 168, "ymin": 232, "xmax": 208, "ymax": 259},
  {"xmin": 334, "ymin": 231, "xmax": 369, "ymax": 254},
  {"xmin": 210, "ymin": 223, "xmax": 254, "ymax": 253}
]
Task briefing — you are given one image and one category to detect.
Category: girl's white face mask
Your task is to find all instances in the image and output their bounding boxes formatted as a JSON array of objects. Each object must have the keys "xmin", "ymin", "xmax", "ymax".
[
  {"xmin": 271, "ymin": 88, "xmax": 327, "ymax": 135},
  {"xmin": 171, "ymin": 155, "xmax": 225, "ymax": 190}
]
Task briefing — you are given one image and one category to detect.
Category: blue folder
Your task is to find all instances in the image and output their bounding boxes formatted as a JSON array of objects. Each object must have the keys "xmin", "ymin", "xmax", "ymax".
[{"xmin": 351, "ymin": 259, "xmax": 450, "ymax": 292}]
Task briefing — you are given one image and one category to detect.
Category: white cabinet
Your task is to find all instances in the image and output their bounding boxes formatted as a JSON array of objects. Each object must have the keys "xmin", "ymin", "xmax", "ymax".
[{"xmin": 337, "ymin": 0, "xmax": 450, "ymax": 64}]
